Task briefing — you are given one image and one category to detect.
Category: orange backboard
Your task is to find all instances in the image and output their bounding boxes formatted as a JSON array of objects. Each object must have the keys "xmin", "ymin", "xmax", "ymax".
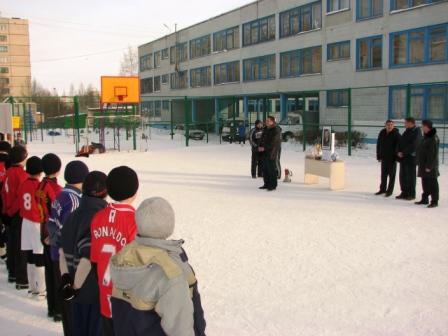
[{"xmin": 101, "ymin": 76, "xmax": 140, "ymax": 104}]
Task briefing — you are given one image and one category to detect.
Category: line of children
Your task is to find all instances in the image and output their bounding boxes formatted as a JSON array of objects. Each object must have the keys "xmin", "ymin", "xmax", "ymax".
[{"xmin": 0, "ymin": 146, "xmax": 207, "ymax": 336}]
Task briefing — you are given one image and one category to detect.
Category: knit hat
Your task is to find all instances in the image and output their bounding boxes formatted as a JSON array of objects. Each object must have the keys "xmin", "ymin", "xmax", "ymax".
[
  {"xmin": 10, "ymin": 145, "xmax": 28, "ymax": 164},
  {"xmin": 255, "ymin": 119, "xmax": 262, "ymax": 126},
  {"xmin": 26, "ymin": 156, "xmax": 43, "ymax": 175},
  {"xmin": 136, "ymin": 197, "xmax": 175, "ymax": 239},
  {"xmin": 64, "ymin": 160, "xmax": 89, "ymax": 184},
  {"xmin": 0, "ymin": 141, "xmax": 11, "ymax": 153},
  {"xmin": 106, "ymin": 166, "xmax": 139, "ymax": 202},
  {"xmin": 83, "ymin": 171, "xmax": 108, "ymax": 198},
  {"xmin": 42, "ymin": 153, "xmax": 62, "ymax": 175},
  {"xmin": 422, "ymin": 119, "xmax": 433, "ymax": 129}
]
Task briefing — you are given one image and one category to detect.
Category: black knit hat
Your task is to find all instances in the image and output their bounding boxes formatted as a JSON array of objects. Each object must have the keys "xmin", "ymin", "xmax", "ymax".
[
  {"xmin": 64, "ymin": 160, "xmax": 89, "ymax": 184},
  {"xmin": 0, "ymin": 141, "xmax": 11, "ymax": 153},
  {"xmin": 42, "ymin": 153, "xmax": 62, "ymax": 175},
  {"xmin": 255, "ymin": 119, "xmax": 262, "ymax": 126},
  {"xmin": 83, "ymin": 171, "xmax": 108, "ymax": 198},
  {"xmin": 422, "ymin": 119, "xmax": 433, "ymax": 129},
  {"xmin": 10, "ymin": 145, "xmax": 28, "ymax": 164},
  {"xmin": 106, "ymin": 166, "xmax": 139, "ymax": 201},
  {"xmin": 26, "ymin": 156, "xmax": 43, "ymax": 175}
]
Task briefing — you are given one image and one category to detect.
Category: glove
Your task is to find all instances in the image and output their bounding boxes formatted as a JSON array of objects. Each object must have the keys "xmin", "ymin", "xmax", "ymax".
[{"xmin": 59, "ymin": 273, "xmax": 77, "ymax": 301}]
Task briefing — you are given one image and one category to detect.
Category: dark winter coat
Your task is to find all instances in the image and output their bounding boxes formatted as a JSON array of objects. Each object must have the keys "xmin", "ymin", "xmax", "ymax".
[
  {"xmin": 398, "ymin": 126, "xmax": 422, "ymax": 164},
  {"xmin": 261, "ymin": 125, "xmax": 282, "ymax": 160},
  {"xmin": 249, "ymin": 127, "xmax": 263, "ymax": 152},
  {"xmin": 417, "ymin": 128, "xmax": 440, "ymax": 179},
  {"xmin": 376, "ymin": 128, "xmax": 401, "ymax": 162},
  {"xmin": 61, "ymin": 195, "xmax": 108, "ymax": 304}
]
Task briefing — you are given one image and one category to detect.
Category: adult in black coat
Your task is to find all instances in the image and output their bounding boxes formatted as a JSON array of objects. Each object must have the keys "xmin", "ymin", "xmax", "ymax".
[
  {"xmin": 259, "ymin": 116, "xmax": 282, "ymax": 191},
  {"xmin": 376, "ymin": 120, "xmax": 401, "ymax": 197},
  {"xmin": 396, "ymin": 117, "xmax": 422, "ymax": 200},
  {"xmin": 249, "ymin": 120, "xmax": 264, "ymax": 178},
  {"xmin": 415, "ymin": 120, "xmax": 440, "ymax": 208}
]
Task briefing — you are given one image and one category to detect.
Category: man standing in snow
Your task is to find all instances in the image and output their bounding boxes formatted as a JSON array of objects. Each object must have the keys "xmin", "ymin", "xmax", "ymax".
[
  {"xmin": 415, "ymin": 120, "xmax": 439, "ymax": 208},
  {"xmin": 396, "ymin": 117, "xmax": 422, "ymax": 201},
  {"xmin": 376, "ymin": 120, "xmax": 401, "ymax": 197},
  {"xmin": 259, "ymin": 116, "xmax": 282, "ymax": 191},
  {"xmin": 249, "ymin": 120, "xmax": 263, "ymax": 178}
]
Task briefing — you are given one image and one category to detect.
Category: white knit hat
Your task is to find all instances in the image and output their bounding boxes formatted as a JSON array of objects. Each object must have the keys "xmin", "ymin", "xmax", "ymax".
[{"xmin": 136, "ymin": 197, "xmax": 175, "ymax": 239}]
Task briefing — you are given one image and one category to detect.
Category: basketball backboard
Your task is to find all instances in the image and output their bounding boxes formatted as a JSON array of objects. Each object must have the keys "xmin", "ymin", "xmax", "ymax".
[{"xmin": 101, "ymin": 76, "xmax": 140, "ymax": 104}]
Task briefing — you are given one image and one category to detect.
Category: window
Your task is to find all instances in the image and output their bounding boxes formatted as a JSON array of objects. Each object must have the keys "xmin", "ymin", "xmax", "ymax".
[
  {"xmin": 154, "ymin": 101, "xmax": 162, "ymax": 117},
  {"xmin": 161, "ymin": 48, "xmax": 169, "ymax": 59},
  {"xmin": 280, "ymin": 2, "xmax": 321, "ymax": 38},
  {"xmin": 1, "ymin": 88, "xmax": 9, "ymax": 95},
  {"xmin": 0, "ymin": 56, "xmax": 8, "ymax": 63},
  {"xmin": 390, "ymin": 24, "xmax": 448, "ymax": 67},
  {"xmin": 162, "ymin": 101, "xmax": 170, "ymax": 114},
  {"xmin": 214, "ymin": 61, "xmax": 240, "ymax": 85},
  {"xmin": 0, "ymin": 46, "xmax": 8, "ymax": 53},
  {"xmin": 0, "ymin": 25, "xmax": 6, "ymax": 31},
  {"xmin": 327, "ymin": 90, "xmax": 349, "ymax": 107},
  {"xmin": 327, "ymin": 0, "xmax": 350, "ymax": 12},
  {"xmin": 0, "ymin": 67, "xmax": 8, "ymax": 73},
  {"xmin": 357, "ymin": 0, "xmax": 383, "ymax": 20},
  {"xmin": 154, "ymin": 51, "xmax": 161, "ymax": 68},
  {"xmin": 140, "ymin": 54, "xmax": 153, "ymax": 71},
  {"xmin": 154, "ymin": 76, "xmax": 161, "ymax": 92},
  {"xmin": 161, "ymin": 74, "xmax": 169, "ymax": 85},
  {"xmin": 357, "ymin": 35, "xmax": 382, "ymax": 70},
  {"xmin": 190, "ymin": 66, "xmax": 211, "ymax": 88},
  {"xmin": 0, "ymin": 78, "xmax": 9, "ymax": 85},
  {"xmin": 243, "ymin": 55, "xmax": 276, "ymax": 81},
  {"xmin": 190, "ymin": 35, "xmax": 211, "ymax": 59},
  {"xmin": 390, "ymin": 0, "xmax": 446, "ymax": 10},
  {"xmin": 213, "ymin": 26, "xmax": 239, "ymax": 52},
  {"xmin": 327, "ymin": 41, "xmax": 350, "ymax": 60},
  {"xmin": 243, "ymin": 15, "xmax": 276, "ymax": 46},
  {"xmin": 281, "ymin": 46, "xmax": 322, "ymax": 77},
  {"xmin": 141, "ymin": 78, "xmax": 153, "ymax": 94},
  {"xmin": 0, "ymin": 35, "xmax": 6, "ymax": 42},
  {"xmin": 389, "ymin": 84, "xmax": 447, "ymax": 120},
  {"xmin": 141, "ymin": 101, "xmax": 154, "ymax": 117},
  {"xmin": 170, "ymin": 71, "xmax": 188, "ymax": 89},
  {"xmin": 170, "ymin": 43, "xmax": 188, "ymax": 64}
]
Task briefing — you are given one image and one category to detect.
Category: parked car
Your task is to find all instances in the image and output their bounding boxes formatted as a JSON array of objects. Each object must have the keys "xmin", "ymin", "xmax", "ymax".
[
  {"xmin": 279, "ymin": 114, "xmax": 303, "ymax": 142},
  {"xmin": 174, "ymin": 124, "xmax": 205, "ymax": 140},
  {"xmin": 221, "ymin": 118, "xmax": 249, "ymax": 142},
  {"xmin": 47, "ymin": 130, "xmax": 62, "ymax": 136}
]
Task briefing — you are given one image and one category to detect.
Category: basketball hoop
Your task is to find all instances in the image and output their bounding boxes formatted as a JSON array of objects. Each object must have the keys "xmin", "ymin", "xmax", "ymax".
[{"xmin": 114, "ymin": 86, "xmax": 128, "ymax": 103}]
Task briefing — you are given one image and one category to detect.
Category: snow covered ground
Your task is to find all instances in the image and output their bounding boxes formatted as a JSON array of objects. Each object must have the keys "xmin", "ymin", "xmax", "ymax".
[{"xmin": 1, "ymin": 133, "xmax": 447, "ymax": 336}]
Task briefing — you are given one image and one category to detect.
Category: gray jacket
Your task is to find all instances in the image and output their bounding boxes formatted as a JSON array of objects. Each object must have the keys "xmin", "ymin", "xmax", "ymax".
[{"xmin": 110, "ymin": 237, "xmax": 204, "ymax": 336}]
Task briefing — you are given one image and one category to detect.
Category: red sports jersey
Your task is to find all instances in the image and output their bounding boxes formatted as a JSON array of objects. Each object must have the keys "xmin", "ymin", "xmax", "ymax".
[
  {"xmin": 36, "ymin": 177, "xmax": 62, "ymax": 224},
  {"xmin": 90, "ymin": 203, "xmax": 137, "ymax": 318},
  {"xmin": 18, "ymin": 177, "xmax": 41, "ymax": 222},
  {"xmin": 1, "ymin": 165, "xmax": 28, "ymax": 217},
  {"xmin": 0, "ymin": 161, "xmax": 6, "ymax": 185}
]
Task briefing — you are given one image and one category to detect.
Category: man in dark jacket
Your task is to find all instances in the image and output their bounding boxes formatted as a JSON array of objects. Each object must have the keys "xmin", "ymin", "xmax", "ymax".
[
  {"xmin": 59, "ymin": 171, "xmax": 108, "ymax": 336},
  {"xmin": 259, "ymin": 116, "xmax": 282, "ymax": 191},
  {"xmin": 396, "ymin": 117, "xmax": 422, "ymax": 200},
  {"xmin": 415, "ymin": 120, "xmax": 439, "ymax": 208},
  {"xmin": 249, "ymin": 120, "xmax": 264, "ymax": 178},
  {"xmin": 110, "ymin": 197, "xmax": 206, "ymax": 336},
  {"xmin": 376, "ymin": 120, "xmax": 401, "ymax": 197}
]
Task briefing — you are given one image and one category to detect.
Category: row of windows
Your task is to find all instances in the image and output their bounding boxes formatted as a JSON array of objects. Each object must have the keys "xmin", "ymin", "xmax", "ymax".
[
  {"xmin": 141, "ymin": 0, "xmax": 446, "ymax": 71},
  {"xmin": 0, "ymin": 67, "xmax": 8, "ymax": 73},
  {"xmin": 140, "ymin": 23, "xmax": 447, "ymax": 91},
  {"xmin": 0, "ymin": 46, "xmax": 8, "ymax": 53},
  {"xmin": 141, "ymin": 100, "xmax": 170, "ymax": 118},
  {"xmin": 0, "ymin": 78, "xmax": 9, "ymax": 85},
  {"xmin": 0, "ymin": 35, "xmax": 7, "ymax": 42}
]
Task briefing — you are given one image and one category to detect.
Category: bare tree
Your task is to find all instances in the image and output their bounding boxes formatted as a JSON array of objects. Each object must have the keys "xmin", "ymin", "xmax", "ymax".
[{"xmin": 119, "ymin": 46, "xmax": 138, "ymax": 76}]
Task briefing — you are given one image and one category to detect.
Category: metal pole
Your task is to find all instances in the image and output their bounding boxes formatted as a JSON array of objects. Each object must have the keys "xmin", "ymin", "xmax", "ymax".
[
  {"xmin": 348, "ymin": 88, "xmax": 352, "ymax": 156},
  {"xmin": 132, "ymin": 105, "xmax": 137, "ymax": 150},
  {"xmin": 406, "ymin": 83, "xmax": 411, "ymax": 118},
  {"xmin": 74, "ymin": 96, "xmax": 80, "ymax": 153},
  {"xmin": 184, "ymin": 96, "xmax": 189, "ymax": 147},
  {"xmin": 302, "ymin": 93, "xmax": 306, "ymax": 152},
  {"xmin": 170, "ymin": 100, "xmax": 174, "ymax": 140},
  {"xmin": 22, "ymin": 102, "xmax": 28, "ymax": 144}
]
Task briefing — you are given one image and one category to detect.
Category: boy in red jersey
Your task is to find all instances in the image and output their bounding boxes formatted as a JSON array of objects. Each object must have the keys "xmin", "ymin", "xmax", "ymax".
[
  {"xmin": 90, "ymin": 166, "xmax": 139, "ymax": 336},
  {"xmin": 36, "ymin": 153, "xmax": 63, "ymax": 320},
  {"xmin": 18, "ymin": 156, "xmax": 45, "ymax": 298},
  {"xmin": 1, "ymin": 145, "xmax": 29, "ymax": 288}
]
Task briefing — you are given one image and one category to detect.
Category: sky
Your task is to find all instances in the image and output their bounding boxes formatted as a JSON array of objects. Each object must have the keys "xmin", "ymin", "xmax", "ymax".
[{"xmin": 0, "ymin": 0, "xmax": 253, "ymax": 94}]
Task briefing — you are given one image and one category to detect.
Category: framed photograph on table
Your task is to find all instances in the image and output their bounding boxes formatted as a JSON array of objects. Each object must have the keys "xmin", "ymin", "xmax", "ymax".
[{"xmin": 322, "ymin": 126, "xmax": 332, "ymax": 150}]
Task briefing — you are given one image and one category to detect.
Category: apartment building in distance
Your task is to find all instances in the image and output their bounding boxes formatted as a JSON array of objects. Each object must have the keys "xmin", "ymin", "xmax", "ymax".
[
  {"xmin": 0, "ymin": 16, "xmax": 31, "ymax": 98},
  {"xmin": 139, "ymin": 0, "xmax": 447, "ymax": 138}
]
